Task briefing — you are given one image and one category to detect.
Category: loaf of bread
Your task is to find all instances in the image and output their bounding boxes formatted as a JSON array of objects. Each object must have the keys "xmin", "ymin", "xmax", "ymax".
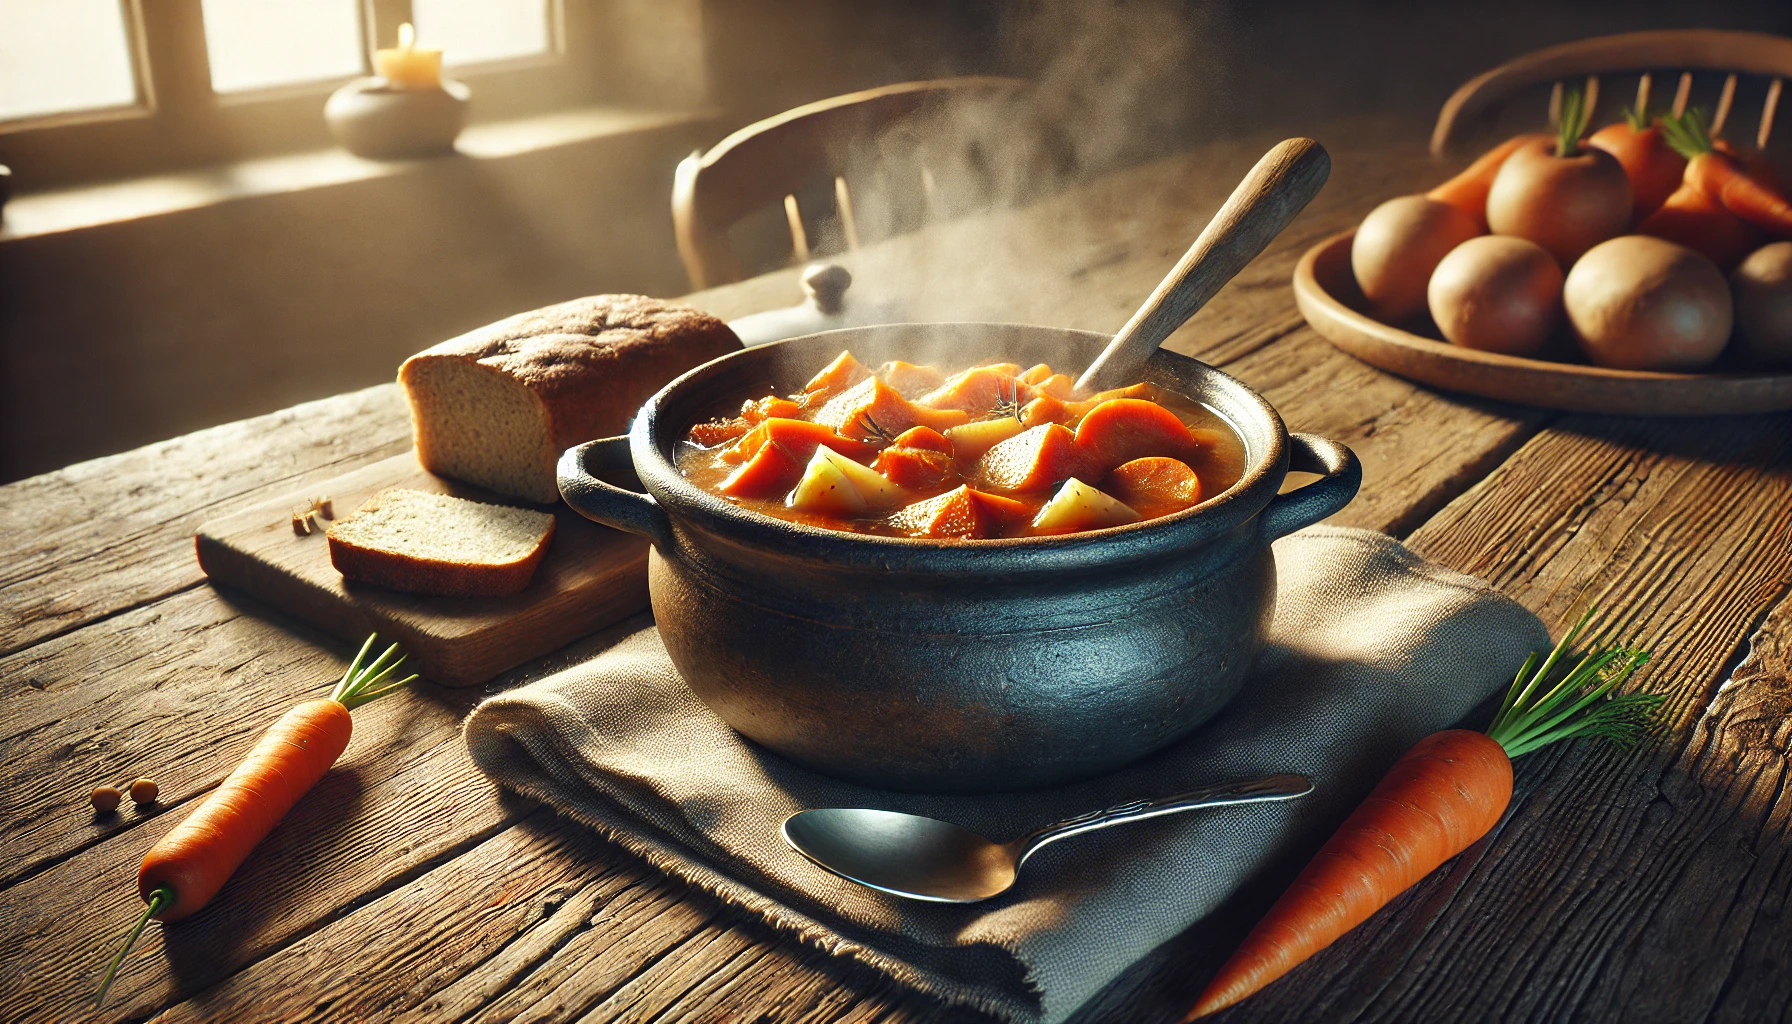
[
  {"xmin": 401, "ymin": 295, "xmax": 740, "ymax": 503},
  {"xmin": 327, "ymin": 488, "xmax": 556, "ymax": 597}
]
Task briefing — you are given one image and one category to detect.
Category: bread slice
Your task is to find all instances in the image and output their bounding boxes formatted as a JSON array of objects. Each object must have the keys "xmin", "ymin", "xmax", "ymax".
[
  {"xmin": 327, "ymin": 488, "xmax": 556, "ymax": 598},
  {"xmin": 400, "ymin": 295, "xmax": 740, "ymax": 503}
]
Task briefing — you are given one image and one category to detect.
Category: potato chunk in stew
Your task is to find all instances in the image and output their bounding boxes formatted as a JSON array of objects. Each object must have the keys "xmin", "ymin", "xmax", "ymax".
[
  {"xmin": 677, "ymin": 350, "xmax": 1245, "ymax": 539},
  {"xmin": 1032, "ymin": 478, "xmax": 1141, "ymax": 533}
]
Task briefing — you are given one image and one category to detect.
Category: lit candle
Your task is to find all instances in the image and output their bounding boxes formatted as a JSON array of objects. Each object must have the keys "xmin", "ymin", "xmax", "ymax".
[{"xmin": 374, "ymin": 23, "xmax": 443, "ymax": 90}]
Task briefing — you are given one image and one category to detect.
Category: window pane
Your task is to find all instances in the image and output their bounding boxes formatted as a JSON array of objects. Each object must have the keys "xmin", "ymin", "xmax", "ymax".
[
  {"xmin": 201, "ymin": 0, "xmax": 365, "ymax": 94},
  {"xmin": 413, "ymin": 0, "xmax": 551, "ymax": 68},
  {"xmin": 0, "ymin": 0, "xmax": 137, "ymax": 122}
]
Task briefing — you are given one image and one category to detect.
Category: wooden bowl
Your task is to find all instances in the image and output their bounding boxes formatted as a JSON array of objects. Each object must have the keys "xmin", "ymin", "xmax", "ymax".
[{"xmin": 1293, "ymin": 229, "xmax": 1792, "ymax": 416}]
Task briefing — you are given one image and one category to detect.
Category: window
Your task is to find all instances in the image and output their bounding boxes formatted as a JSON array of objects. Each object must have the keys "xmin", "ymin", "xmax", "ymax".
[
  {"xmin": 413, "ymin": 0, "xmax": 552, "ymax": 69},
  {"xmin": 0, "ymin": 0, "xmax": 635, "ymax": 191},
  {"xmin": 200, "ymin": 0, "xmax": 366, "ymax": 94},
  {"xmin": 0, "ymin": 0, "xmax": 140, "ymax": 122}
]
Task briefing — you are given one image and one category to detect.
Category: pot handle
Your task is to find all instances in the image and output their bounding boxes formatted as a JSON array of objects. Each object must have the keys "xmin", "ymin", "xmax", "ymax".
[
  {"xmin": 557, "ymin": 436, "xmax": 674, "ymax": 550},
  {"xmin": 1258, "ymin": 433, "xmax": 1361, "ymax": 542}
]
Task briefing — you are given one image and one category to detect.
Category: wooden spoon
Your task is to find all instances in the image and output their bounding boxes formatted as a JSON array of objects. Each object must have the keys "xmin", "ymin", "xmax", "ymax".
[{"xmin": 1075, "ymin": 138, "xmax": 1331, "ymax": 394}]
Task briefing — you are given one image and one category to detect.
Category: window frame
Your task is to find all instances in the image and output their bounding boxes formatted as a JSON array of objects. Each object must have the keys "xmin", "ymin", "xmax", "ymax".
[{"xmin": 0, "ymin": 0, "xmax": 616, "ymax": 190}]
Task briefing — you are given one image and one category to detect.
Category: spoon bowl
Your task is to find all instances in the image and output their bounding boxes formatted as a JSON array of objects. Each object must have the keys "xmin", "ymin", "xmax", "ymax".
[{"xmin": 782, "ymin": 773, "xmax": 1314, "ymax": 903}]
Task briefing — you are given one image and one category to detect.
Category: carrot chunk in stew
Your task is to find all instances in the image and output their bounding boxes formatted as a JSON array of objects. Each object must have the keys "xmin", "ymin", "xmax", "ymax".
[
  {"xmin": 804, "ymin": 351, "xmax": 869, "ymax": 397},
  {"xmin": 1074, "ymin": 398, "xmax": 1199, "ymax": 472},
  {"xmin": 1019, "ymin": 394, "xmax": 1071, "ymax": 428},
  {"xmin": 1064, "ymin": 383, "xmax": 1154, "ymax": 421},
  {"xmin": 719, "ymin": 440, "xmax": 806, "ymax": 498},
  {"xmin": 873, "ymin": 426, "xmax": 958, "ymax": 490},
  {"xmin": 722, "ymin": 418, "xmax": 878, "ymax": 465},
  {"xmin": 976, "ymin": 423, "xmax": 1095, "ymax": 493},
  {"xmin": 874, "ymin": 445, "xmax": 954, "ymax": 489},
  {"xmin": 890, "ymin": 425, "xmax": 954, "ymax": 455},
  {"xmin": 1106, "ymin": 457, "xmax": 1204, "ymax": 516},
  {"xmin": 817, "ymin": 377, "xmax": 971, "ymax": 440},
  {"xmin": 889, "ymin": 486, "xmax": 1030, "ymax": 539},
  {"xmin": 918, "ymin": 367, "xmax": 1032, "ymax": 415},
  {"xmin": 742, "ymin": 395, "xmax": 805, "ymax": 424}
]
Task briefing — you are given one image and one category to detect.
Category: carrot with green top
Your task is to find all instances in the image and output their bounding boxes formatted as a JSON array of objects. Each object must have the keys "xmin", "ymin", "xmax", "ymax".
[
  {"xmin": 95, "ymin": 635, "xmax": 417, "ymax": 1007},
  {"xmin": 1188, "ymin": 608, "xmax": 1661, "ymax": 1019},
  {"xmin": 1639, "ymin": 108, "xmax": 1792, "ymax": 269}
]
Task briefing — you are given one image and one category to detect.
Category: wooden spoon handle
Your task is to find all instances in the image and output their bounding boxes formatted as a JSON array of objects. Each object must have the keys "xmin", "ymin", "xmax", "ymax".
[{"xmin": 1076, "ymin": 138, "xmax": 1331, "ymax": 394}]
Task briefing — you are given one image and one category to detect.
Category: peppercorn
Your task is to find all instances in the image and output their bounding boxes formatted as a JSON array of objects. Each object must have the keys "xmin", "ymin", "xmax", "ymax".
[
  {"xmin": 91, "ymin": 786, "xmax": 122, "ymax": 813},
  {"xmin": 129, "ymin": 778, "xmax": 159, "ymax": 805}
]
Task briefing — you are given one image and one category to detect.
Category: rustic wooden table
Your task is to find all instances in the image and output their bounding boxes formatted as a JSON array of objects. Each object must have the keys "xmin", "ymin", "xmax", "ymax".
[{"xmin": 5, "ymin": 123, "xmax": 1790, "ymax": 1024}]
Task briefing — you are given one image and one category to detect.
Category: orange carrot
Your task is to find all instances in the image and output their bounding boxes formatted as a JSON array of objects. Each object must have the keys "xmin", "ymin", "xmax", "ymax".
[
  {"xmin": 96, "ymin": 636, "xmax": 416, "ymax": 1007},
  {"xmin": 141, "ymin": 699, "xmax": 352, "ymax": 923},
  {"xmin": 1638, "ymin": 172, "xmax": 1763, "ymax": 270},
  {"xmin": 1586, "ymin": 108, "xmax": 1686, "ymax": 220},
  {"xmin": 1635, "ymin": 109, "xmax": 1772, "ymax": 269},
  {"xmin": 1714, "ymin": 138, "xmax": 1781, "ymax": 191},
  {"xmin": 1188, "ymin": 609, "xmax": 1659, "ymax": 1019},
  {"xmin": 1426, "ymin": 133, "xmax": 1548, "ymax": 230},
  {"xmin": 1686, "ymin": 149, "xmax": 1792, "ymax": 236}
]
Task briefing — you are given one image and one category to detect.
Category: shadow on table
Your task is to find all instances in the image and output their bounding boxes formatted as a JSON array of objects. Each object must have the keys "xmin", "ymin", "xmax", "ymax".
[{"xmin": 1549, "ymin": 412, "xmax": 1792, "ymax": 470}]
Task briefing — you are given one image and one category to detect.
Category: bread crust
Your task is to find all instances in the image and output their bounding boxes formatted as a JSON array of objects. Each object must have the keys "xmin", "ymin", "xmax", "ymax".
[
  {"xmin": 328, "ymin": 515, "xmax": 555, "ymax": 598},
  {"xmin": 401, "ymin": 294, "xmax": 741, "ymax": 451}
]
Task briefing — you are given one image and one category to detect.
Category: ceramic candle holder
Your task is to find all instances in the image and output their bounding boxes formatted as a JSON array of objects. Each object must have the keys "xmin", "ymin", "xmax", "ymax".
[{"xmin": 324, "ymin": 78, "xmax": 471, "ymax": 160}]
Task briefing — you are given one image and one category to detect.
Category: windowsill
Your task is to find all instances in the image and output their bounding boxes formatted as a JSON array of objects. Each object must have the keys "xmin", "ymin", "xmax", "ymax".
[{"xmin": 0, "ymin": 103, "xmax": 716, "ymax": 242}]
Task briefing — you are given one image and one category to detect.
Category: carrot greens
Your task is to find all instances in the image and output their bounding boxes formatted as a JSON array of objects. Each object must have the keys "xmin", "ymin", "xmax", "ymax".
[{"xmin": 1487, "ymin": 606, "xmax": 1659, "ymax": 758}]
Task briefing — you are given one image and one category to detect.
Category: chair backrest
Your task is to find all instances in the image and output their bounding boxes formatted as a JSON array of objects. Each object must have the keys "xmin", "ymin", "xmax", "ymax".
[
  {"xmin": 1432, "ymin": 29, "xmax": 1792, "ymax": 157},
  {"xmin": 672, "ymin": 76, "xmax": 1029, "ymax": 289}
]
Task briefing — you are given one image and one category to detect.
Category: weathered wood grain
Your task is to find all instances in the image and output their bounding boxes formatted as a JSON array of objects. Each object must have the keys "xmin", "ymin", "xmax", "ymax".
[
  {"xmin": 151, "ymin": 810, "xmax": 647, "ymax": 1024},
  {"xmin": 1201, "ymin": 414, "xmax": 1792, "ymax": 1023},
  {"xmin": 1225, "ymin": 325, "xmax": 1551, "ymax": 537},
  {"xmin": 0, "ymin": 601, "xmax": 650, "ymax": 1023},
  {"xmin": 0, "ymin": 385, "xmax": 413, "ymax": 657}
]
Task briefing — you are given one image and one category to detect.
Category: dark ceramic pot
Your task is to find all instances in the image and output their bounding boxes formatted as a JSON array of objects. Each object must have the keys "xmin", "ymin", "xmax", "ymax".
[{"xmin": 558, "ymin": 323, "xmax": 1359, "ymax": 793}]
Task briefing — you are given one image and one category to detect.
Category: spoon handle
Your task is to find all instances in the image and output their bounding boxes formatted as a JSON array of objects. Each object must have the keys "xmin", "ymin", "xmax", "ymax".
[
  {"xmin": 1074, "ymin": 138, "xmax": 1331, "ymax": 394},
  {"xmin": 1013, "ymin": 773, "xmax": 1314, "ymax": 865}
]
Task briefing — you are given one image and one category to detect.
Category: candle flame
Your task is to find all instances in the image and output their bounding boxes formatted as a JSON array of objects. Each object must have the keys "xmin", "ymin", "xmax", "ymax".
[{"xmin": 398, "ymin": 22, "xmax": 415, "ymax": 50}]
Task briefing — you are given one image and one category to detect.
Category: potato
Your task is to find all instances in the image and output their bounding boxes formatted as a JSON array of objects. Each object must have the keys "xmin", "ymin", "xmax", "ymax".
[
  {"xmin": 1564, "ymin": 235, "xmax": 1732, "ymax": 371},
  {"xmin": 1486, "ymin": 138, "xmax": 1632, "ymax": 266},
  {"xmin": 1031, "ymin": 479, "xmax": 1139, "ymax": 533},
  {"xmin": 1731, "ymin": 241, "xmax": 1792, "ymax": 365},
  {"xmin": 1351, "ymin": 195, "xmax": 1483, "ymax": 322},
  {"xmin": 1427, "ymin": 236, "xmax": 1563, "ymax": 355},
  {"xmin": 787, "ymin": 447, "xmax": 903, "ymax": 515}
]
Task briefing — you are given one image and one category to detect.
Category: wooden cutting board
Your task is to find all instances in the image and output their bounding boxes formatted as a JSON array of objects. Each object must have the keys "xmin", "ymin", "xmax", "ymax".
[{"xmin": 195, "ymin": 452, "xmax": 650, "ymax": 686}]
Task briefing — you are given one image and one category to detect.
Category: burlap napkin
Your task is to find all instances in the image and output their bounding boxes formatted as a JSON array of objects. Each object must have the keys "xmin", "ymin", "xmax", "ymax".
[{"xmin": 462, "ymin": 526, "xmax": 1547, "ymax": 1023}]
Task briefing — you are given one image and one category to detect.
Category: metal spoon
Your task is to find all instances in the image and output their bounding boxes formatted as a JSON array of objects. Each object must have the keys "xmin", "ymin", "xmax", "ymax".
[
  {"xmin": 781, "ymin": 773, "xmax": 1313, "ymax": 903},
  {"xmin": 1075, "ymin": 138, "xmax": 1331, "ymax": 394}
]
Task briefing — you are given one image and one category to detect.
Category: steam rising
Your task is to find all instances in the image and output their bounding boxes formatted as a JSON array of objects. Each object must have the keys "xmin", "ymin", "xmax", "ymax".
[{"xmin": 802, "ymin": 1, "xmax": 1228, "ymax": 368}]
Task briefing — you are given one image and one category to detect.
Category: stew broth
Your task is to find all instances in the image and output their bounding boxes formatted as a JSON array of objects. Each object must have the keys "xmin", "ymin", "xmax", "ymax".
[{"xmin": 676, "ymin": 351, "xmax": 1247, "ymax": 539}]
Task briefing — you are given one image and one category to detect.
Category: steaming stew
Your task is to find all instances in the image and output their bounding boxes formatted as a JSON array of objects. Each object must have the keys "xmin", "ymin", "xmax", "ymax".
[{"xmin": 676, "ymin": 351, "xmax": 1247, "ymax": 539}]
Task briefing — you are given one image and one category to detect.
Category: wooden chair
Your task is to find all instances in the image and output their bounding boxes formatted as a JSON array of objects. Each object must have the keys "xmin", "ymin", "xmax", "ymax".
[
  {"xmin": 1431, "ymin": 28, "xmax": 1792, "ymax": 158},
  {"xmin": 671, "ymin": 76, "xmax": 1029, "ymax": 290}
]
